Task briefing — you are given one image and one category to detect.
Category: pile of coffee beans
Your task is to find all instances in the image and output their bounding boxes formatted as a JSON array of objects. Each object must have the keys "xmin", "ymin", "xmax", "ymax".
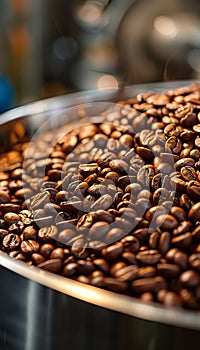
[{"xmin": 1, "ymin": 83, "xmax": 200, "ymax": 310}]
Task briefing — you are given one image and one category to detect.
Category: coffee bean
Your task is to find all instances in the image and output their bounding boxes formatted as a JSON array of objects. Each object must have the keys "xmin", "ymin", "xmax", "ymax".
[
  {"xmin": 20, "ymin": 240, "xmax": 40, "ymax": 254},
  {"xmin": 90, "ymin": 194, "xmax": 113, "ymax": 211},
  {"xmin": 189, "ymin": 254, "xmax": 200, "ymax": 270},
  {"xmin": 163, "ymin": 292, "xmax": 182, "ymax": 307},
  {"xmin": 109, "ymin": 159, "xmax": 129, "ymax": 174},
  {"xmin": 188, "ymin": 181, "xmax": 200, "ymax": 198},
  {"xmin": 103, "ymin": 277, "xmax": 128, "ymax": 293},
  {"xmin": 93, "ymin": 258, "xmax": 109, "ymax": 273},
  {"xmin": 166, "ymin": 249, "xmax": 188, "ymax": 270},
  {"xmin": 170, "ymin": 207, "xmax": 187, "ymax": 221},
  {"xmin": 189, "ymin": 203, "xmax": 200, "ymax": 221},
  {"xmin": 157, "ymin": 263, "xmax": 181, "ymax": 278},
  {"xmin": 105, "ymin": 228, "xmax": 125, "ymax": 244},
  {"xmin": 0, "ymin": 190, "xmax": 10, "ymax": 203},
  {"xmin": 155, "ymin": 214, "xmax": 178, "ymax": 230},
  {"xmin": 32, "ymin": 253, "xmax": 45, "ymax": 265},
  {"xmin": 102, "ymin": 242, "xmax": 123, "ymax": 261},
  {"xmin": 179, "ymin": 270, "xmax": 200, "ymax": 288},
  {"xmin": 77, "ymin": 214, "xmax": 94, "ymax": 229},
  {"xmin": 136, "ymin": 250, "xmax": 161, "ymax": 265},
  {"xmin": 131, "ymin": 276, "xmax": 166, "ymax": 294},
  {"xmin": 93, "ymin": 210, "xmax": 114, "ymax": 223},
  {"xmin": 88, "ymin": 222, "xmax": 109, "ymax": 242},
  {"xmin": 2, "ymin": 234, "xmax": 21, "ymax": 251},
  {"xmin": 71, "ymin": 239, "xmax": 88, "ymax": 259},
  {"xmin": 38, "ymin": 259, "xmax": 62, "ymax": 274},
  {"xmin": 138, "ymin": 266, "xmax": 157, "ymax": 278}
]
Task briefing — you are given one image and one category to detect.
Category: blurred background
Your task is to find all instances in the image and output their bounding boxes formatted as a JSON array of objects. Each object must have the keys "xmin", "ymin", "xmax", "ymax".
[{"xmin": 0, "ymin": 0, "xmax": 200, "ymax": 112}]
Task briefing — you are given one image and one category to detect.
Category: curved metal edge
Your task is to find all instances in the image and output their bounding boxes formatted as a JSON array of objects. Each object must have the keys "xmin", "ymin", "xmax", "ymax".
[
  {"xmin": 0, "ymin": 80, "xmax": 199, "ymax": 124},
  {"xmin": 1, "ymin": 252, "xmax": 200, "ymax": 330},
  {"xmin": 1, "ymin": 80, "xmax": 200, "ymax": 330}
]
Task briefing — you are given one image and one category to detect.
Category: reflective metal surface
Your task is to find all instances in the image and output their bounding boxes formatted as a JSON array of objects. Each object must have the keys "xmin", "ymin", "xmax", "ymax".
[{"xmin": 1, "ymin": 81, "xmax": 200, "ymax": 350}]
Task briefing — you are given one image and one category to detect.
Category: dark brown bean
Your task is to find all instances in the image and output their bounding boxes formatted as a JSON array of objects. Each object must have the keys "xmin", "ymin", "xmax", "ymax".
[
  {"xmin": 136, "ymin": 250, "xmax": 161, "ymax": 265},
  {"xmin": 2, "ymin": 234, "xmax": 21, "ymax": 251},
  {"xmin": 102, "ymin": 242, "xmax": 123, "ymax": 261},
  {"xmin": 21, "ymin": 240, "xmax": 40, "ymax": 254},
  {"xmin": 38, "ymin": 259, "xmax": 62, "ymax": 273},
  {"xmin": 179, "ymin": 270, "xmax": 200, "ymax": 288}
]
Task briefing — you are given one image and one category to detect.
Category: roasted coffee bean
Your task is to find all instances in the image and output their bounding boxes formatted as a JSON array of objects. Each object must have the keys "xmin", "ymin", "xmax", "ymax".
[
  {"xmin": 155, "ymin": 214, "xmax": 178, "ymax": 230},
  {"xmin": 20, "ymin": 240, "xmax": 40, "ymax": 254},
  {"xmin": 90, "ymin": 194, "xmax": 113, "ymax": 211},
  {"xmin": 171, "ymin": 233, "xmax": 192, "ymax": 249},
  {"xmin": 71, "ymin": 239, "xmax": 88, "ymax": 259},
  {"xmin": 179, "ymin": 270, "xmax": 200, "ymax": 288},
  {"xmin": 0, "ymin": 190, "xmax": 10, "ymax": 203},
  {"xmin": 163, "ymin": 292, "xmax": 182, "ymax": 307},
  {"xmin": 102, "ymin": 242, "xmax": 123, "ymax": 261},
  {"xmin": 109, "ymin": 159, "xmax": 129, "ymax": 174},
  {"xmin": 180, "ymin": 194, "xmax": 193, "ymax": 211},
  {"xmin": 77, "ymin": 213, "xmax": 94, "ymax": 229},
  {"xmin": 170, "ymin": 207, "xmax": 187, "ymax": 222},
  {"xmin": 181, "ymin": 166, "xmax": 197, "ymax": 181},
  {"xmin": 2, "ymin": 234, "xmax": 20, "ymax": 251},
  {"xmin": 37, "ymin": 225, "xmax": 58, "ymax": 242},
  {"xmin": 175, "ymin": 158, "xmax": 195, "ymax": 171},
  {"xmin": 187, "ymin": 181, "xmax": 200, "ymax": 198},
  {"xmin": 191, "ymin": 227, "xmax": 200, "ymax": 242},
  {"xmin": 103, "ymin": 277, "xmax": 128, "ymax": 293},
  {"xmin": 166, "ymin": 249, "xmax": 188, "ymax": 270},
  {"xmin": 0, "ymin": 229, "xmax": 8, "ymax": 239},
  {"xmin": 31, "ymin": 253, "xmax": 45, "ymax": 265},
  {"xmin": 189, "ymin": 254, "xmax": 200, "ymax": 270},
  {"xmin": 77, "ymin": 260, "xmax": 94, "ymax": 275},
  {"xmin": 22, "ymin": 226, "xmax": 37, "ymax": 240},
  {"xmin": 105, "ymin": 228, "xmax": 125, "ymax": 244},
  {"xmin": 114, "ymin": 265, "xmax": 138, "ymax": 282},
  {"xmin": 93, "ymin": 210, "xmax": 114, "ymax": 223},
  {"xmin": 157, "ymin": 263, "xmax": 181, "ymax": 278},
  {"xmin": 136, "ymin": 250, "xmax": 161, "ymax": 265},
  {"xmin": 138, "ymin": 266, "xmax": 157, "ymax": 278},
  {"xmin": 4, "ymin": 212, "xmax": 20, "ymax": 226},
  {"xmin": 38, "ymin": 259, "xmax": 62, "ymax": 274},
  {"xmin": 188, "ymin": 203, "xmax": 200, "ymax": 221},
  {"xmin": 159, "ymin": 231, "xmax": 171, "ymax": 255},
  {"xmin": 93, "ymin": 258, "xmax": 109, "ymax": 273},
  {"xmin": 131, "ymin": 276, "xmax": 166, "ymax": 294}
]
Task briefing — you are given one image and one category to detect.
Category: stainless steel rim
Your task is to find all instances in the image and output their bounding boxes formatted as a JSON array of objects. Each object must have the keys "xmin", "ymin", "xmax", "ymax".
[{"xmin": 1, "ymin": 80, "xmax": 200, "ymax": 330}]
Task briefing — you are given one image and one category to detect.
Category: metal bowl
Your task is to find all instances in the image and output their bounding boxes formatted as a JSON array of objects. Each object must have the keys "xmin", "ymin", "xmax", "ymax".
[{"xmin": 1, "ymin": 81, "xmax": 200, "ymax": 350}]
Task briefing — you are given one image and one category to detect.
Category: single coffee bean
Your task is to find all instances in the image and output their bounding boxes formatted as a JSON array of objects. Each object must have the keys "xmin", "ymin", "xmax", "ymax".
[
  {"xmin": 2, "ymin": 234, "xmax": 20, "ymax": 251},
  {"xmin": 90, "ymin": 194, "xmax": 113, "ymax": 211},
  {"xmin": 31, "ymin": 253, "xmax": 46, "ymax": 265},
  {"xmin": 188, "ymin": 203, "xmax": 200, "ymax": 221},
  {"xmin": 109, "ymin": 159, "xmax": 129, "ymax": 174},
  {"xmin": 163, "ymin": 292, "xmax": 182, "ymax": 307},
  {"xmin": 138, "ymin": 266, "xmax": 157, "ymax": 278},
  {"xmin": 103, "ymin": 277, "xmax": 128, "ymax": 293},
  {"xmin": 189, "ymin": 254, "xmax": 200, "ymax": 270},
  {"xmin": 180, "ymin": 166, "xmax": 197, "ymax": 181},
  {"xmin": 38, "ymin": 259, "xmax": 62, "ymax": 274},
  {"xmin": 102, "ymin": 242, "xmax": 123, "ymax": 261},
  {"xmin": 179, "ymin": 270, "xmax": 200, "ymax": 288},
  {"xmin": 20, "ymin": 240, "xmax": 40, "ymax": 254},
  {"xmin": 136, "ymin": 250, "xmax": 161, "ymax": 265},
  {"xmin": 71, "ymin": 239, "xmax": 88, "ymax": 259},
  {"xmin": 157, "ymin": 263, "xmax": 181, "ymax": 278},
  {"xmin": 155, "ymin": 214, "xmax": 178, "ymax": 230},
  {"xmin": 0, "ymin": 190, "xmax": 10, "ymax": 203},
  {"xmin": 187, "ymin": 181, "xmax": 200, "ymax": 199}
]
